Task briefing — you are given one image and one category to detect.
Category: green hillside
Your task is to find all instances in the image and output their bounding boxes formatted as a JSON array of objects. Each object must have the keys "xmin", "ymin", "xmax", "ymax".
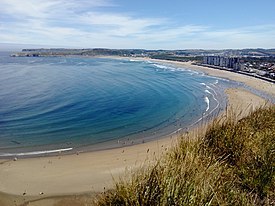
[{"xmin": 96, "ymin": 106, "xmax": 275, "ymax": 205}]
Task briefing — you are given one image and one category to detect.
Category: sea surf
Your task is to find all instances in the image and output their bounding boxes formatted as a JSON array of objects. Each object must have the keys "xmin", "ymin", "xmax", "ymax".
[{"xmin": 0, "ymin": 53, "xmax": 231, "ymax": 157}]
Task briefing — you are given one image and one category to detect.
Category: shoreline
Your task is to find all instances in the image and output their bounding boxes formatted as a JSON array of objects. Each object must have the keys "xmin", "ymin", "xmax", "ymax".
[
  {"xmin": 99, "ymin": 56, "xmax": 275, "ymax": 98},
  {"xmin": 0, "ymin": 58, "xmax": 274, "ymax": 204},
  {"xmin": 0, "ymin": 57, "xmax": 230, "ymax": 159},
  {"xmin": 195, "ymin": 63, "xmax": 275, "ymax": 84},
  {"xmin": 150, "ymin": 59, "xmax": 275, "ymax": 97}
]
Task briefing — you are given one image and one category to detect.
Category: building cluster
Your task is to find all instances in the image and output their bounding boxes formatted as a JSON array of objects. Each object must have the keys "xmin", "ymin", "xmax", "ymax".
[
  {"xmin": 240, "ymin": 62, "xmax": 275, "ymax": 79},
  {"xmin": 203, "ymin": 56, "xmax": 240, "ymax": 70},
  {"xmin": 202, "ymin": 56, "xmax": 275, "ymax": 81}
]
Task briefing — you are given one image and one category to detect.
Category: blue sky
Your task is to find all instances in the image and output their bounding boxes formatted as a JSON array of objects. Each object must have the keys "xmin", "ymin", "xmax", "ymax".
[{"xmin": 0, "ymin": 0, "xmax": 275, "ymax": 49}]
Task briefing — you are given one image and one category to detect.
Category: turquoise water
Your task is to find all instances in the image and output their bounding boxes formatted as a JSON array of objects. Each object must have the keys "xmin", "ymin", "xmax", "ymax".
[{"xmin": 0, "ymin": 53, "xmax": 228, "ymax": 157}]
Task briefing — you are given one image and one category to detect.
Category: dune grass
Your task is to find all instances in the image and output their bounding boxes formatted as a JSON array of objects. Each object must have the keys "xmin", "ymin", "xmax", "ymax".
[{"xmin": 95, "ymin": 105, "xmax": 275, "ymax": 205}]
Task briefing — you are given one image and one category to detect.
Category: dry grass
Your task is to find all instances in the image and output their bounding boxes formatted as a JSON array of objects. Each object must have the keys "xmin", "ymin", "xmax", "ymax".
[{"xmin": 95, "ymin": 105, "xmax": 275, "ymax": 206}]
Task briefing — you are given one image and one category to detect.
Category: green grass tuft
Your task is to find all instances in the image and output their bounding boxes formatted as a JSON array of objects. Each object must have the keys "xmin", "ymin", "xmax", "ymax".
[{"xmin": 95, "ymin": 105, "xmax": 275, "ymax": 205}]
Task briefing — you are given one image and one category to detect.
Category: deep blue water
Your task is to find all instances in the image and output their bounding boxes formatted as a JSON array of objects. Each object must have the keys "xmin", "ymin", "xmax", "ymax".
[{"xmin": 0, "ymin": 52, "xmax": 229, "ymax": 156}]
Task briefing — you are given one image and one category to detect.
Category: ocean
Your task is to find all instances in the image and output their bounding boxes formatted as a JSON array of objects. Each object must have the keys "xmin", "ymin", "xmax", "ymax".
[{"xmin": 0, "ymin": 53, "xmax": 230, "ymax": 157}]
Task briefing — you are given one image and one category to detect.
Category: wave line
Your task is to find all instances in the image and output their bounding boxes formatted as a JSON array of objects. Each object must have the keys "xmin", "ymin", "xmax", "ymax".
[{"xmin": 0, "ymin": 147, "xmax": 73, "ymax": 157}]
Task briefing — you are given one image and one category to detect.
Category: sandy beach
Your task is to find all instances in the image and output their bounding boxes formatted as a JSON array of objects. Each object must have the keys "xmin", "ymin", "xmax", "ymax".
[
  {"xmin": 0, "ymin": 59, "xmax": 274, "ymax": 205},
  {"xmin": 154, "ymin": 59, "xmax": 275, "ymax": 97}
]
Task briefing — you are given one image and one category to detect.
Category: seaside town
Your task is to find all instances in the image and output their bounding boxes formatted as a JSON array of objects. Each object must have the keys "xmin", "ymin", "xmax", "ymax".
[{"xmin": 200, "ymin": 55, "xmax": 275, "ymax": 82}]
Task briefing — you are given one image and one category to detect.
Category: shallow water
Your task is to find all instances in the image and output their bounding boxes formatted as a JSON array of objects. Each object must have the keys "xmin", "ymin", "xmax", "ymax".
[{"xmin": 0, "ymin": 53, "xmax": 231, "ymax": 156}]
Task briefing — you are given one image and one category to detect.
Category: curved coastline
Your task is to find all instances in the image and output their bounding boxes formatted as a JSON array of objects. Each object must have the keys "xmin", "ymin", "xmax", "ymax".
[
  {"xmin": 0, "ymin": 58, "xmax": 274, "ymax": 201},
  {"xmin": 0, "ymin": 57, "xmax": 229, "ymax": 158}
]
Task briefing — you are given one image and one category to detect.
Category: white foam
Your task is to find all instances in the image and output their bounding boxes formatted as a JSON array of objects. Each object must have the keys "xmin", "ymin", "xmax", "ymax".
[
  {"xmin": 152, "ymin": 63, "xmax": 204, "ymax": 76},
  {"xmin": 77, "ymin": 62, "xmax": 86, "ymax": 65},
  {"xmin": 190, "ymin": 84, "xmax": 220, "ymax": 127},
  {"xmin": 168, "ymin": 128, "xmax": 183, "ymax": 136},
  {"xmin": 204, "ymin": 96, "xmax": 210, "ymax": 112},
  {"xmin": 212, "ymin": 76, "xmax": 230, "ymax": 82},
  {"xmin": 0, "ymin": 147, "xmax": 73, "ymax": 157},
  {"xmin": 152, "ymin": 63, "xmax": 181, "ymax": 72},
  {"xmin": 205, "ymin": 89, "xmax": 212, "ymax": 95},
  {"xmin": 153, "ymin": 63, "xmax": 170, "ymax": 70},
  {"xmin": 208, "ymin": 84, "xmax": 218, "ymax": 95},
  {"xmin": 129, "ymin": 59, "xmax": 139, "ymax": 62},
  {"xmin": 205, "ymin": 85, "xmax": 219, "ymax": 109},
  {"xmin": 187, "ymin": 69, "xmax": 200, "ymax": 75}
]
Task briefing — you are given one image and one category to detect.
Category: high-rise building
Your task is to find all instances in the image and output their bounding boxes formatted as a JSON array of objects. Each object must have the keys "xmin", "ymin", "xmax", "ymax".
[{"xmin": 203, "ymin": 56, "xmax": 240, "ymax": 70}]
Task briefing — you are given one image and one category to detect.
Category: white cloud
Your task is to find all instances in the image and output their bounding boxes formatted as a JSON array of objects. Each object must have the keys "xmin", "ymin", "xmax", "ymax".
[
  {"xmin": 0, "ymin": 0, "xmax": 112, "ymax": 18},
  {"xmin": 79, "ymin": 12, "xmax": 164, "ymax": 37},
  {"xmin": 134, "ymin": 25, "xmax": 208, "ymax": 42},
  {"xmin": 0, "ymin": 0, "xmax": 275, "ymax": 49}
]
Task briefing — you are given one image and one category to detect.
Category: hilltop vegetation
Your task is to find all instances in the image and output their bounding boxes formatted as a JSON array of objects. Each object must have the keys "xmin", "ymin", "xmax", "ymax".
[
  {"xmin": 95, "ymin": 106, "xmax": 275, "ymax": 205},
  {"xmin": 12, "ymin": 48, "xmax": 275, "ymax": 58}
]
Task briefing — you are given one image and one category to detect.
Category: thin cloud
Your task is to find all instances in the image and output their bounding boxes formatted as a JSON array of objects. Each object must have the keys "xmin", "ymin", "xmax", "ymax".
[
  {"xmin": 0, "ymin": 0, "xmax": 275, "ymax": 49},
  {"xmin": 0, "ymin": 0, "xmax": 113, "ymax": 18},
  {"xmin": 79, "ymin": 12, "xmax": 165, "ymax": 36}
]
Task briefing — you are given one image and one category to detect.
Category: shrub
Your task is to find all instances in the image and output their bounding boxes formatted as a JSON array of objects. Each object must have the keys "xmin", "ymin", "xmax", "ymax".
[{"xmin": 95, "ymin": 106, "xmax": 275, "ymax": 205}]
